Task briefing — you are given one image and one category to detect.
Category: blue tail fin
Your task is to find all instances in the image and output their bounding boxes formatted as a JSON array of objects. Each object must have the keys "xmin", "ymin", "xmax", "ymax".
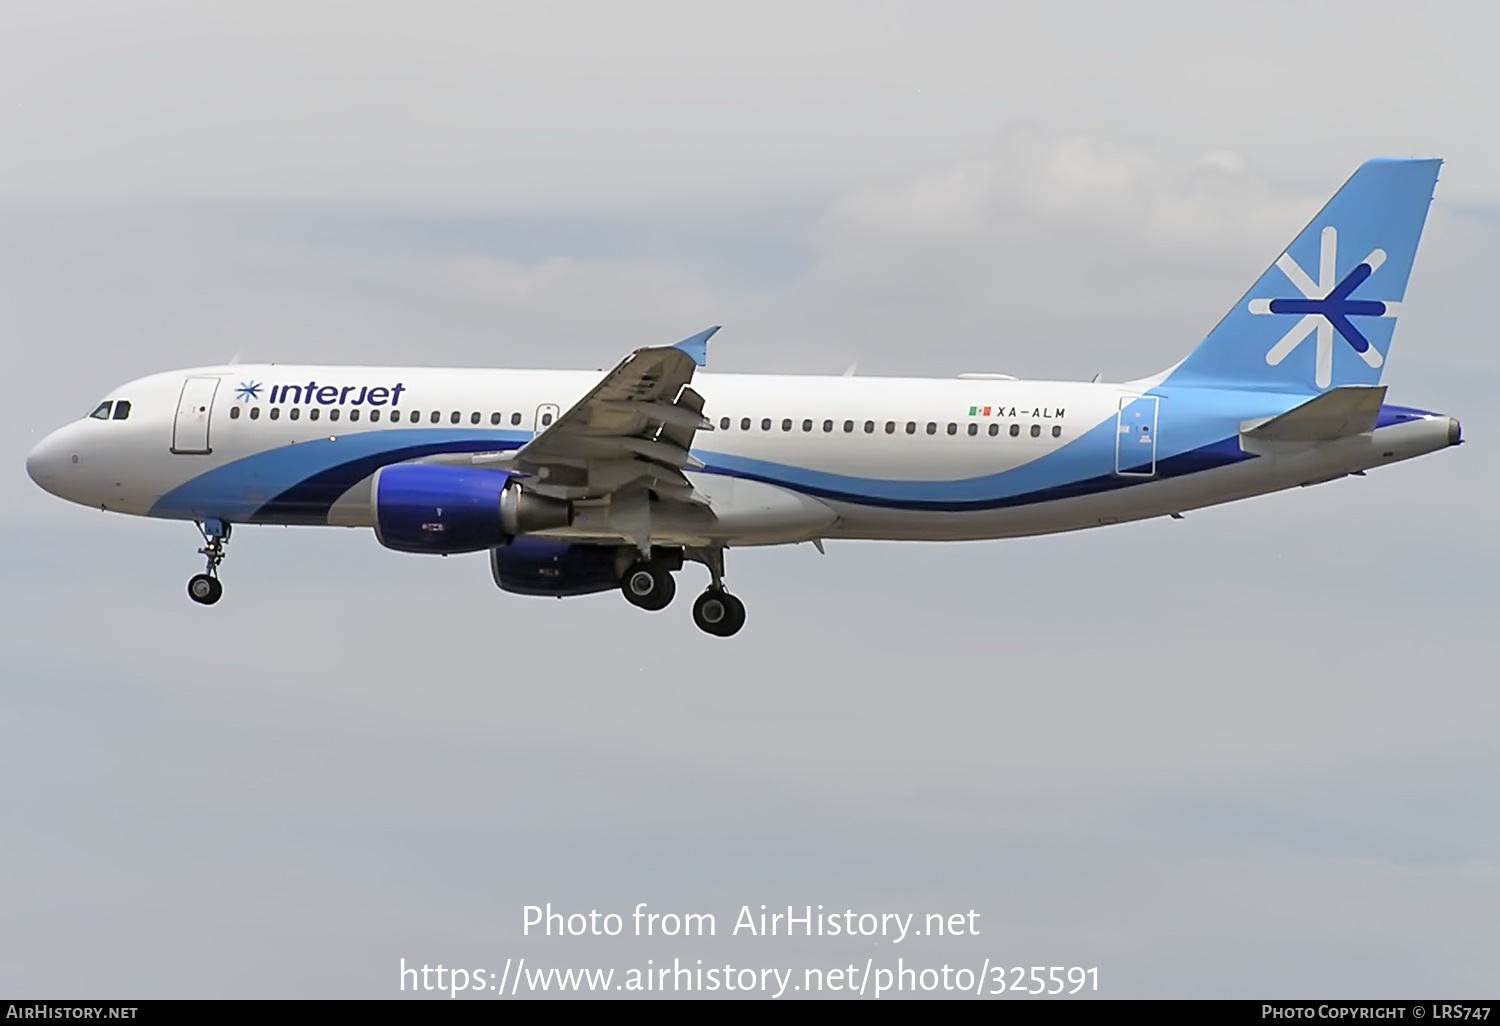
[{"xmin": 1165, "ymin": 158, "xmax": 1440, "ymax": 392}]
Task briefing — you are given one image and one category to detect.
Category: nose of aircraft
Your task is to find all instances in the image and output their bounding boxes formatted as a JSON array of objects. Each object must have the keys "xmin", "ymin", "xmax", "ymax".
[{"xmin": 25, "ymin": 428, "xmax": 72, "ymax": 496}]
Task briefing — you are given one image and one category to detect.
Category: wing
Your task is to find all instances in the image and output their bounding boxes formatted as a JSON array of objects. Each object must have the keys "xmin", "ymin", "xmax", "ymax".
[{"xmin": 507, "ymin": 327, "xmax": 720, "ymax": 505}]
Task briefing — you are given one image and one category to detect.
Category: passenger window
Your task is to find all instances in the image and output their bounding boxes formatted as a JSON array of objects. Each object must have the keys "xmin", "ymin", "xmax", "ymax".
[
  {"xmin": 511, "ymin": 412, "xmax": 522, "ymax": 426},
  {"xmin": 1008, "ymin": 423, "xmax": 1019, "ymax": 437},
  {"xmin": 289, "ymin": 408, "xmax": 300, "ymax": 421},
  {"xmin": 249, "ymin": 407, "xmax": 261, "ymax": 420},
  {"xmin": 720, "ymin": 416, "xmax": 730, "ymax": 430},
  {"xmin": 967, "ymin": 423, "xmax": 977, "ymax": 436},
  {"xmin": 112, "ymin": 401, "xmax": 132, "ymax": 420},
  {"xmin": 329, "ymin": 409, "xmax": 340, "ymax": 422},
  {"xmin": 802, "ymin": 419, "xmax": 813, "ymax": 432},
  {"xmin": 89, "ymin": 402, "xmax": 112, "ymax": 420},
  {"xmin": 988, "ymin": 423, "xmax": 999, "ymax": 437},
  {"xmin": 349, "ymin": 409, "xmax": 360, "ymax": 422},
  {"xmin": 844, "ymin": 420, "xmax": 854, "ymax": 433},
  {"xmin": 229, "ymin": 406, "xmax": 241, "ymax": 420},
  {"xmin": 542, "ymin": 413, "xmax": 554, "ymax": 426},
  {"xmin": 370, "ymin": 409, "xmax": 380, "ymax": 422},
  {"xmin": 450, "ymin": 411, "xmax": 460, "ymax": 424},
  {"xmin": 782, "ymin": 419, "xmax": 793, "ymax": 432},
  {"xmin": 821, "ymin": 419, "xmax": 832, "ymax": 432},
  {"xmin": 491, "ymin": 412, "xmax": 502, "ymax": 425},
  {"xmin": 1030, "ymin": 424, "xmax": 1040, "ymax": 437},
  {"xmin": 470, "ymin": 412, "xmax": 480, "ymax": 425},
  {"xmin": 925, "ymin": 422, "xmax": 936, "ymax": 435},
  {"xmin": 905, "ymin": 422, "xmax": 916, "ymax": 435},
  {"xmin": 1052, "ymin": 425, "xmax": 1062, "ymax": 438},
  {"xmin": 865, "ymin": 421, "xmax": 875, "ymax": 433},
  {"xmin": 885, "ymin": 421, "xmax": 895, "ymax": 434},
  {"xmin": 741, "ymin": 417, "xmax": 751, "ymax": 430},
  {"xmin": 309, "ymin": 408, "xmax": 320, "ymax": 421},
  {"xmin": 270, "ymin": 408, "xmax": 281, "ymax": 420},
  {"xmin": 947, "ymin": 423, "xmax": 957, "ymax": 435},
  {"xmin": 762, "ymin": 418, "xmax": 772, "ymax": 431},
  {"xmin": 430, "ymin": 411, "xmax": 441, "ymax": 424}
]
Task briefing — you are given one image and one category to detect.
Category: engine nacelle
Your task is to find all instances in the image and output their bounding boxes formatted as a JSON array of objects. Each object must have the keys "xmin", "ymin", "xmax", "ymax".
[
  {"xmin": 490, "ymin": 536, "xmax": 626, "ymax": 596},
  {"xmin": 372, "ymin": 464, "xmax": 572, "ymax": 555}
]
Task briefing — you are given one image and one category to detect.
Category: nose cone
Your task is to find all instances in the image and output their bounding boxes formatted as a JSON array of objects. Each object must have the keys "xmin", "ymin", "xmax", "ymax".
[{"xmin": 26, "ymin": 429, "xmax": 73, "ymax": 497}]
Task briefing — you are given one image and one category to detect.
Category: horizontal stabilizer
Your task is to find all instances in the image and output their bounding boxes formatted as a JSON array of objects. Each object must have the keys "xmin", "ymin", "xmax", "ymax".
[{"xmin": 1241, "ymin": 385, "xmax": 1386, "ymax": 443}]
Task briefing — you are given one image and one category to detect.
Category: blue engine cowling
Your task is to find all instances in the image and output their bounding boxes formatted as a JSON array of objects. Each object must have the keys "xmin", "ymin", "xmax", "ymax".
[
  {"xmin": 490, "ymin": 536, "xmax": 627, "ymax": 596},
  {"xmin": 373, "ymin": 464, "xmax": 572, "ymax": 555}
]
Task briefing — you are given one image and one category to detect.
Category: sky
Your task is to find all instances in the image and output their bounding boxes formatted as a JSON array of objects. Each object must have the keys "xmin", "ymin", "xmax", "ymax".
[{"xmin": 2, "ymin": 1, "xmax": 1498, "ymax": 999}]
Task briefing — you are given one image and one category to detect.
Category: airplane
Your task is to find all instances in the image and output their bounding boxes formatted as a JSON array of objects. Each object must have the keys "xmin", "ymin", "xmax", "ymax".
[{"xmin": 25, "ymin": 158, "xmax": 1461, "ymax": 637}]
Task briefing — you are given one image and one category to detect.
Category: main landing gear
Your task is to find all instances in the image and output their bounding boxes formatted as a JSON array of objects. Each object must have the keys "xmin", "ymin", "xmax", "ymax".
[
  {"xmin": 688, "ymin": 546, "xmax": 745, "ymax": 638},
  {"xmin": 618, "ymin": 546, "xmax": 747, "ymax": 636},
  {"xmin": 692, "ymin": 588, "xmax": 745, "ymax": 638},
  {"xmin": 187, "ymin": 519, "xmax": 231, "ymax": 606},
  {"xmin": 620, "ymin": 559, "xmax": 676, "ymax": 611}
]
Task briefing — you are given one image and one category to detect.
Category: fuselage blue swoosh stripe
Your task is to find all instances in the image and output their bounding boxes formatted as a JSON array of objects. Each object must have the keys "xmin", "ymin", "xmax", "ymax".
[
  {"xmin": 148, "ymin": 403, "xmax": 1436, "ymax": 524},
  {"xmin": 696, "ymin": 435, "xmax": 1253, "ymax": 513}
]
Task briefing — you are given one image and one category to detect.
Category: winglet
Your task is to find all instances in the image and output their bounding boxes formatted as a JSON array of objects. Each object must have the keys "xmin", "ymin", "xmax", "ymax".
[{"xmin": 672, "ymin": 326, "xmax": 720, "ymax": 367}]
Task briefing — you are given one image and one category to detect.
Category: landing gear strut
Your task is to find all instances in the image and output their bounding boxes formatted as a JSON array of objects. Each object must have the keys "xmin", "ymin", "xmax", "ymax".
[
  {"xmin": 188, "ymin": 519, "xmax": 230, "ymax": 606},
  {"xmin": 687, "ymin": 546, "xmax": 746, "ymax": 637}
]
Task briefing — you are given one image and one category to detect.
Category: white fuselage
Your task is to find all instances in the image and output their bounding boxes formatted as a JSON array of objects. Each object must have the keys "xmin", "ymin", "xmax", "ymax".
[{"xmin": 25, "ymin": 363, "xmax": 1459, "ymax": 549}]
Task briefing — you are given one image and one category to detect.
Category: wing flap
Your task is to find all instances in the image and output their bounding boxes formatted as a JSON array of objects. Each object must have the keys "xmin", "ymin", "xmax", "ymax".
[{"xmin": 509, "ymin": 330, "xmax": 719, "ymax": 512}]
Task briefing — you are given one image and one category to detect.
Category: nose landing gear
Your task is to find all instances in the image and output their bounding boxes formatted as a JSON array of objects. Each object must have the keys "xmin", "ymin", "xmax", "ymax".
[{"xmin": 188, "ymin": 519, "xmax": 231, "ymax": 606}]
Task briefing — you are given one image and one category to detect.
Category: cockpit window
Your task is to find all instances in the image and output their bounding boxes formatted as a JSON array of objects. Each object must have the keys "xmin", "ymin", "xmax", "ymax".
[
  {"xmin": 89, "ymin": 401, "xmax": 112, "ymax": 420},
  {"xmin": 112, "ymin": 400, "xmax": 132, "ymax": 420}
]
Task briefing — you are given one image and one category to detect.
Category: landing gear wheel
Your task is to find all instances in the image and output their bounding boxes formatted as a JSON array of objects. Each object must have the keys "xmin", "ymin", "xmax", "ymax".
[
  {"xmin": 621, "ymin": 561, "xmax": 676, "ymax": 611},
  {"xmin": 693, "ymin": 589, "xmax": 745, "ymax": 637},
  {"xmin": 187, "ymin": 573, "xmax": 223, "ymax": 605}
]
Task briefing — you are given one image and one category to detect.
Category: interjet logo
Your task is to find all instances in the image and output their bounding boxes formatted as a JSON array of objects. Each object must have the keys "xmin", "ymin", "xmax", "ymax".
[{"xmin": 1248, "ymin": 226, "xmax": 1399, "ymax": 389}]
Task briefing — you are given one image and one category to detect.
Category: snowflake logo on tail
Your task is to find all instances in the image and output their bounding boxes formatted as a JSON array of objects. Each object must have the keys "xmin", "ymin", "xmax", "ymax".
[
  {"xmin": 235, "ymin": 381, "xmax": 263, "ymax": 402},
  {"xmin": 1249, "ymin": 226, "xmax": 1399, "ymax": 389}
]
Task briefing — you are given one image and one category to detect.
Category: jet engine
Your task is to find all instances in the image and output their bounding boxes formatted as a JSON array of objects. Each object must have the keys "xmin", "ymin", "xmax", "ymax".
[
  {"xmin": 372, "ymin": 463, "xmax": 572, "ymax": 555},
  {"xmin": 489, "ymin": 536, "xmax": 627, "ymax": 596}
]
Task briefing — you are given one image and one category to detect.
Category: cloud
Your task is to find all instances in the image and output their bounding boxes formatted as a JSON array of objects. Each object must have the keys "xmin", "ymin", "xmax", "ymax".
[
  {"xmin": 822, "ymin": 132, "xmax": 1311, "ymax": 256},
  {"xmin": 4, "ymin": 132, "xmax": 1499, "ymax": 995},
  {"xmin": 424, "ymin": 255, "xmax": 719, "ymax": 349}
]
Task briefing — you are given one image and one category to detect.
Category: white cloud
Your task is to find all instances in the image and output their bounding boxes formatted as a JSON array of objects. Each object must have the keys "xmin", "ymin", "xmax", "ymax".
[
  {"xmin": 3, "ymin": 133, "xmax": 1497, "ymax": 995},
  {"xmin": 428, "ymin": 255, "xmax": 718, "ymax": 335},
  {"xmin": 820, "ymin": 131, "xmax": 1317, "ymax": 263},
  {"xmin": 1, "ymin": 1, "xmax": 1497, "ymax": 207}
]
